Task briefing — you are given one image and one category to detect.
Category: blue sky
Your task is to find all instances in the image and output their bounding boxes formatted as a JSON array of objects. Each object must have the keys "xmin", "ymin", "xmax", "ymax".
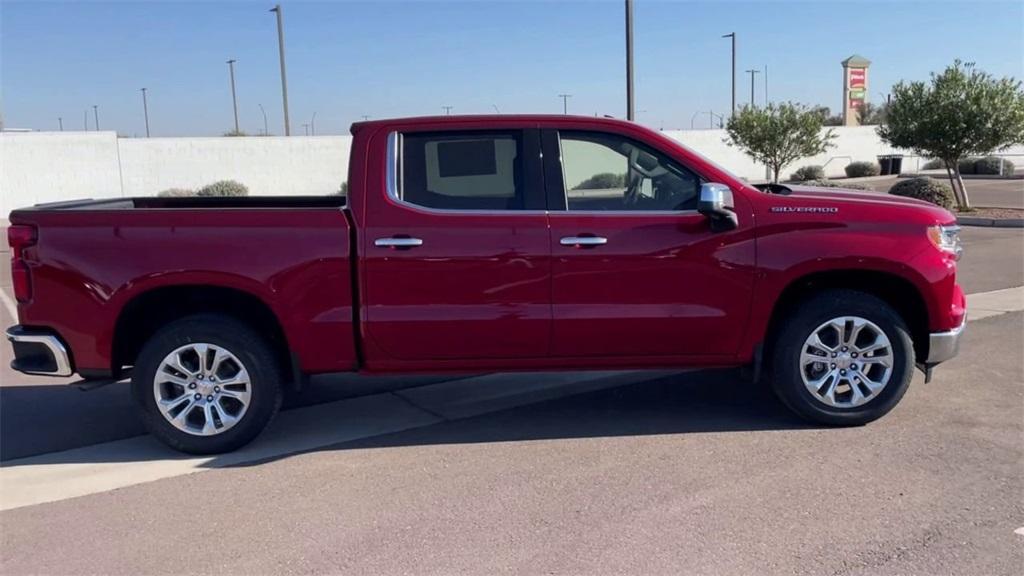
[{"xmin": 2, "ymin": 0, "xmax": 1022, "ymax": 136}]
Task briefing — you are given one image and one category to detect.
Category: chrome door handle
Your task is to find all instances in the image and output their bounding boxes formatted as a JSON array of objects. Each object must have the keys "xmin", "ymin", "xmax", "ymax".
[
  {"xmin": 560, "ymin": 236, "xmax": 608, "ymax": 247},
  {"xmin": 375, "ymin": 237, "xmax": 424, "ymax": 248}
]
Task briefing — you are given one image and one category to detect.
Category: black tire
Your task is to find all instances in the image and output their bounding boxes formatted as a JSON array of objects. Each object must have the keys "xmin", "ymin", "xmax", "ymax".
[
  {"xmin": 132, "ymin": 314, "xmax": 283, "ymax": 454},
  {"xmin": 770, "ymin": 289, "xmax": 915, "ymax": 426}
]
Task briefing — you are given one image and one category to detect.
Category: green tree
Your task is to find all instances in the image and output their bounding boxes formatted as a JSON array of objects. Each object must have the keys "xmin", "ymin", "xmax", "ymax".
[
  {"xmin": 877, "ymin": 61, "xmax": 1024, "ymax": 209},
  {"xmin": 857, "ymin": 102, "xmax": 888, "ymax": 125},
  {"xmin": 725, "ymin": 102, "xmax": 837, "ymax": 183}
]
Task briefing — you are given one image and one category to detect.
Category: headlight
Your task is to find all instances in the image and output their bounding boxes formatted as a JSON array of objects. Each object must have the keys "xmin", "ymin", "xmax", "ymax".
[{"xmin": 927, "ymin": 225, "xmax": 963, "ymax": 260}]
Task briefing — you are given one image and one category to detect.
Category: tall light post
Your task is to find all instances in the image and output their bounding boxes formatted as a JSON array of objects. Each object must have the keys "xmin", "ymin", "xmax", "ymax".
[
  {"xmin": 558, "ymin": 93, "xmax": 572, "ymax": 114},
  {"xmin": 84, "ymin": 110, "xmax": 88, "ymax": 131},
  {"xmin": 258, "ymin": 103, "xmax": 268, "ymax": 136},
  {"xmin": 745, "ymin": 69, "xmax": 760, "ymax": 107},
  {"xmin": 442, "ymin": 105, "xmax": 453, "ymax": 115},
  {"xmin": 625, "ymin": 0, "xmax": 634, "ymax": 121},
  {"xmin": 58, "ymin": 117, "xmax": 63, "ymax": 131},
  {"xmin": 93, "ymin": 105, "xmax": 100, "ymax": 131},
  {"xmin": 226, "ymin": 59, "xmax": 240, "ymax": 134},
  {"xmin": 764, "ymin": 64, "xmax": 768, "ymax": 106},
  {"xmin": 140, "ymin": 88, "xmax": 150, "ymax": 137},
  {"xmin": 311, "ymin": 111, "xmax": 317, "ymax": 135},
  {"xmin": 269, "ymin": 5, "xmax": 291, "ymax": 136},
  {"xmin": 722, "ymin": 32, "xmax": 736, "ymax": 116},
  {"xmin": 302, "ymin": 123, "xmax": 309, "ymax": 136}
]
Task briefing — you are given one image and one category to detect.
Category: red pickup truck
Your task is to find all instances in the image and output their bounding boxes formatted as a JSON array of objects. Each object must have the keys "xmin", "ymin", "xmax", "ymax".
[{"xmin": 7, "ymin": 115, "xmax": 966, "ymax": 454}]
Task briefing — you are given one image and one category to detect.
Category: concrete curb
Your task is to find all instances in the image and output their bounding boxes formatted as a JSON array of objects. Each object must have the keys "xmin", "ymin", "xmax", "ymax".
[
  {"xmin": 900, "ymin": 172, "xmax": 1024, "ymax": 180},
  {"xmin": 956, "ymin": 216, "xmax": 1024, "ymax": 228}
]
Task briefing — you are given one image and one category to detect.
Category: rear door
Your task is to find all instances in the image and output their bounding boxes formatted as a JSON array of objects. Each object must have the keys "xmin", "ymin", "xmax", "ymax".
[
  {"xmin": 543, "ymin": 127, "xmax": 756, "ymax": 359},
  {"xmin": 360, "ymin": 126, "xmax": 551, "ymax": 362}
]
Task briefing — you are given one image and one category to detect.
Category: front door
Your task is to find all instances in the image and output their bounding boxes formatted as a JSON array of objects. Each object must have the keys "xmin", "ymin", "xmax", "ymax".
[
  {"xmin": 544, "ymin": 128, "xmax": 755, "ymax": 359},
  {"xmin": 362, "ymin": 127, "xmax": 551, "ymax": 362}
]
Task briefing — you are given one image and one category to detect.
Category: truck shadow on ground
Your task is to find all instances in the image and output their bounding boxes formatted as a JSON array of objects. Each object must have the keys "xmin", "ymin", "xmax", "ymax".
[
  {"xmin": 1, "ymin": 369, "xmax": 816, "ymax": 466},
  {"xmin": 220, "ymin": 368, "xmax": 815, "ymax": 469}
]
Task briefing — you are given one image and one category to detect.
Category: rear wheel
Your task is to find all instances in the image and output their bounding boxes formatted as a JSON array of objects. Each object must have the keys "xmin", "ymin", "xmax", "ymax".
[
  {"xmin": 132, "ymin": 314, "xmax": 283, "ymax": 454},
  {"xmin": 770, "ymin": 290, "xmax": 914, "ymax": 426}
]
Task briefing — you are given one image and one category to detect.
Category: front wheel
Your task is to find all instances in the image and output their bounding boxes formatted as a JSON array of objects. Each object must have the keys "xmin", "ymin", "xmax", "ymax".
[
  {"xmin": 132, "ymin": 314, "xmax": 283, "ymax": 454},
  {"xmin": 770, "ymin": 290, "xmax": 915, "ymax": 426}
]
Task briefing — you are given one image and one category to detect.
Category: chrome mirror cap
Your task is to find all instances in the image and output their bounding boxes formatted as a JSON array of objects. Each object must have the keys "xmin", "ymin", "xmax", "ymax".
[{"xmin": 698, "ymin": 182, "xmax": 738, "ymax": 231}]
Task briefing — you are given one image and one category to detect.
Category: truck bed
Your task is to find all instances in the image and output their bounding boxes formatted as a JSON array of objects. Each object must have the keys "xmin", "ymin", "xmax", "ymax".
[
  {"xmin": 9, "ymin": 196, "xmax": 357, "ymax": 378},
  {"xmin": 18, "ymin": 195, "xmax": 347, "ymax": 211}
]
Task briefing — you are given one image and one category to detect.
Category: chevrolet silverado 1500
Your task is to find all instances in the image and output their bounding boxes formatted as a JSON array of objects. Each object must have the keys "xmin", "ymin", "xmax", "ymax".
[{"xmin": 6, "ymin": 115, "xmax": 966, "ymax": 453}]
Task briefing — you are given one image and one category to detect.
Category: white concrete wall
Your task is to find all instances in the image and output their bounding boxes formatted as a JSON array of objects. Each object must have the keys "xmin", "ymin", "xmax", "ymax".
[
  {"xmin": 664, "ymin": 126, "xmax": 904, "ymax": 181},
  {"xmin": 118, "ymin": 136, "xmax": 349, "ymax": 197},
  {"xmin": 1, "ymin": 132, "xmax": 123, "ymax": 212},
  {"xmin": 1, "ymin": 132, "xmax": 349, "ymax": 217}
]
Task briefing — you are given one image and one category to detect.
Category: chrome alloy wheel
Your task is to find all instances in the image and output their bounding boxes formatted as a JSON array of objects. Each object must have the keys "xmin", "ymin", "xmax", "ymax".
[
  {"xmin": 153, "ymin": 343, "xmax": 252, "ymax": 436},
  {"xmin": 799, "ymin": 316, "xmax": 894, "ymax": 408}
]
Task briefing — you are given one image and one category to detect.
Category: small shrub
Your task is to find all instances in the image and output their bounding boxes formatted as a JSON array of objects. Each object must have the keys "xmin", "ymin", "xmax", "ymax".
[
  {"xmin": 888, "ymin": 177, "xmax": 955, "ymax": 209},
  {"xmin": 921, "ymin": 158, "xmax": 946, "ymax": 170},
  {"xmin": 975, "ymin": 156, "xmax": 1014, "ymax": 175},
  {"xmin": 789, "ymin": 165, "xmax": 825, "ymax": 182},
  {"xmin": 197, "ymin": 180, "xmax": 248, "ymax": 197},
  {"xmin": 802, "ymin": 179, "xmax": 872, "ymax": 191},
  {"xmin": 844, "ymin": 161, "xmax": 881, "ymax": 178},
  {"xmin": 573, "ymin": 172, "xmax": 627, "ymax": 190},
  {"xmin": 957, "ymin": 157, "xmax": 978, "ymax": 175},
  {"xmin": 338, "ymin": 181, "xmax": 349, "ymax": 195},
  {"xmin": 157, "ymin": 188, "xmax": 195, "ymax": 197}
]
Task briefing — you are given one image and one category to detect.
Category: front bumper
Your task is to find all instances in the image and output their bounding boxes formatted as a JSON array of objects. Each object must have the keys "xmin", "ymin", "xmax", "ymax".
[
  {"xmin": 6, "ymin": 326, "xmax": 73, "ymax": 377},
  {"xmin": 925, "ymin": 316, "xmax": 966, "ymax": 364}
]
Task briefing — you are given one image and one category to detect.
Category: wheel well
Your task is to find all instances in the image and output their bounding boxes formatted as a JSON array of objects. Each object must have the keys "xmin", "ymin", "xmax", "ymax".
[
  {"xmin": 765, "ymin": 270, "xmax": 930, "ymax": 360},
  {"xmin": 112, "ymin": 285, "xmax": 295, "ymax": 384}
]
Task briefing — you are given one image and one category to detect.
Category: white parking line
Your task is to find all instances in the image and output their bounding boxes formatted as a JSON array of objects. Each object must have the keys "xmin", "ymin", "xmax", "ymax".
[
  {"xmin": 0, "ymin": 287, "xmax": 18, "ymax": 320},
  {"xmin": 0, "ymin": 370, "xmax": 675, "ymax": 511}
]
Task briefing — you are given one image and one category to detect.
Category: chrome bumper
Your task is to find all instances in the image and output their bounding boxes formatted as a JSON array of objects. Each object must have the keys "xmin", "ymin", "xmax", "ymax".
[
  {"xmin": 6, "ymin": 326, "xmax": 73, "ymax": 377},
  {"xmin": 926, "ymin": 317, "xmax": 966, "ymax": 364}
]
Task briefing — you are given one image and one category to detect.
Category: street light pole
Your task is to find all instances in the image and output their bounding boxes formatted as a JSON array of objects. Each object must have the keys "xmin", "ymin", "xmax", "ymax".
[
  {"xmin": 269, "ymin": 5, "xmax": 291, "ymax": 136},
  {"xmin": 302, "ymin": 123, "xmax": 309, "ymax": 136},
  {"xmin": 93, "ymin": 105, "xmax": 100, "ymax": 131},
  {"xmin": 558, "ymin": 94, "xmax": 572, "ymax": 114},
  {"xmin": 84, "ymin": 110, "xmax": 88, "ymax": 131},
  {"xmin": 625, "ymin": 0, "xmax": 635, "ymax": 121},
  {"xmin": 258, "ymin": 103, "xmax": 268, "ymax": 136},
  {"xmin": 442, "ymin": 106, "xmax": 453, "ymax": 115},
  {"xmin": 745, "ymin": 69, "xmax": 760, "ymax": 107},
  {"xmin": 226, "ymin": 60, "xmax": 240, "ymax": 134},
  {"xmin": 764, "ymin": 64, "xmax": 768, "ymax": 106},
  {"xmin": 722, "ymin": 33, "xmax": 736, "ymax": 116},
  {"xmin": 58, "ymin": 117, "xmax": 63, "ymax": 131},
  {"xmin": 141, "ymin": 88, "xmax": 150, "ymax": 137},
  {"xmin": 311, "ymin": 112, "xmax": 317, "ymax": 135}
]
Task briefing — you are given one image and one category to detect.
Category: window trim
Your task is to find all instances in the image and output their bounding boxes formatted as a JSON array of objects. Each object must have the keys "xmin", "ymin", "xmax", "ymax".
[
  {"xmin": 543, "ymin": 129, "xmax": 706, "ymax": 215},
  {"xmin": 385, "ymin": 129, "xmax": 546, "ymax": 215}
]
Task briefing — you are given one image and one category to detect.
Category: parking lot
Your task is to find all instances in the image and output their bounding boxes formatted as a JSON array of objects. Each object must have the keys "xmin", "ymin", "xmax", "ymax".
[{"xmin": 1, "ymin": 226, "xmax": 1022, "ymax": 575}]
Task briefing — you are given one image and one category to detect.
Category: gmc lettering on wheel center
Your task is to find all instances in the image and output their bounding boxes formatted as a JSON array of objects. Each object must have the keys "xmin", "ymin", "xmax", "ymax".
[{"xmin": 6, "ymin": 115, "xmax": 966, "ymax": 454}]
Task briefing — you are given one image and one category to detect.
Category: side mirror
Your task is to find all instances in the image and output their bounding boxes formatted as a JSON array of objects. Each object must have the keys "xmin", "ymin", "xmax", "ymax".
[{"xmin": 698, "ymin": 182, "xmax": 738, "ymax": 231}]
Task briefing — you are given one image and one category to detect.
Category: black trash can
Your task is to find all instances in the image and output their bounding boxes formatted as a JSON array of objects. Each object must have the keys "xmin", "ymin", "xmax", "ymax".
[
  {"xmin": 890, "ymin": 155, "xmax": 904, "ymax": 174},
  {"xmin": 878, "ymin": 155, "xmax": 893, "ymax": 176}
]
